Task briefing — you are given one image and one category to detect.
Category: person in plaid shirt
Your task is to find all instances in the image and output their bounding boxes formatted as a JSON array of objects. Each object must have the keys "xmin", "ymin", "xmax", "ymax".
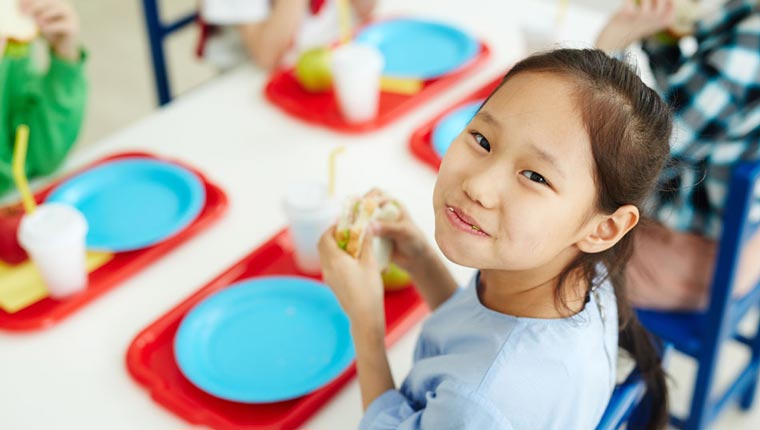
[{"xmin": 596, "ymin": 0, "xmax": 760, "ymax": 310}]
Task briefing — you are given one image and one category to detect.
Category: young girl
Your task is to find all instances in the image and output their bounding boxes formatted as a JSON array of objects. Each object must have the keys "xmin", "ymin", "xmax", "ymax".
[
  {"xmin": 199, "ymin": 0, "xmax": 376, "ymax": 70},
  {"xmin": 318, "ymin": 49, "xmax": 672, "ymax": 429}
]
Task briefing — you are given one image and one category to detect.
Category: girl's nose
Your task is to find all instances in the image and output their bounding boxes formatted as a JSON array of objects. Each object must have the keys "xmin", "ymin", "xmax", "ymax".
[{"xmin": 462, "ymin": 165, "xmax": 503, "ymax": 210}]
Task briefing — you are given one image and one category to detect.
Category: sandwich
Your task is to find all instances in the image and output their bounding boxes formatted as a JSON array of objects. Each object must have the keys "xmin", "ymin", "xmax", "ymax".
[
  {"xmin": 666, "ymin": 0, "xmax": 700, "ymax": 38},
  {"xmin": 334, "ymin": 189, "xmax": 401, "ymax": 270},
  {"xmin": 0, "ymin": 0, "xmax": 38, "ymax": 42}
]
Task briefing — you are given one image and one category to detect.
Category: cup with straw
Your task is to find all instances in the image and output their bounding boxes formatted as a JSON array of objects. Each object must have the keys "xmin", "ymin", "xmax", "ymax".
[
  {"xmin": 14, "ymin": 125, "xmax": 91, "ymax": 298},
  {"xmin": 282, "ymin": 146, "xmax": 344, "ymax": 274}
]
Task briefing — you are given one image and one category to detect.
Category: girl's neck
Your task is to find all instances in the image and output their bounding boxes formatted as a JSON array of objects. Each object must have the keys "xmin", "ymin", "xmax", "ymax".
[{"xmin": 478, "ymin": 266, "xmax": 589, "ymax": 319}]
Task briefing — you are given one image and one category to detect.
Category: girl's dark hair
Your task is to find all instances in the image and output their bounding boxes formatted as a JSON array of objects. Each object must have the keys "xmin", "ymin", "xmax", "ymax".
[{"xmin": 493, "ymin": 49, "xmax": 672, "ymax": 429}]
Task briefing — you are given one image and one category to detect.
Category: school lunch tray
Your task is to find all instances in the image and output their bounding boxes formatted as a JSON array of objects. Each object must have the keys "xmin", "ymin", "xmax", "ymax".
[
  {"xmin": 0, "ymin": 152, "xmax": 228, "ymax": 331},
  {"xmin": 409, "ymin": 76, "xmax": 502, "ymax": 170},
  {"xmin": 126, "ymin": 228, "xmax": 429, "ymax": 430},
  {"xmin": 264, "ymin": 43, "xmax": 491, "ymax": 134}
]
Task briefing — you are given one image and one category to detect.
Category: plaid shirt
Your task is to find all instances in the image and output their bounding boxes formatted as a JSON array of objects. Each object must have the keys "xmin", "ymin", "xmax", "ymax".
[{"xmin": 642, "ymin": 0, "xmax": 760, "ymax": 239}]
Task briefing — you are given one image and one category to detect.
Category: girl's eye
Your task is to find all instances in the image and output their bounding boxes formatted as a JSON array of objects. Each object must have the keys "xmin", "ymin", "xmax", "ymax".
[
  {"xmin": 520, "ymin": 170, "xmax": 549, "ymax": 186},
  {"xmin": 472, "ymin": 132, "xmax": 490, "ymax": 152}
]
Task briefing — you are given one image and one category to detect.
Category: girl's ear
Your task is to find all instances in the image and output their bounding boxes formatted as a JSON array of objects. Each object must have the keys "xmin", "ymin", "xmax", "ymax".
[{"xmin": 577, "ymin": 205, "xmax": 639, "ymax": 254}]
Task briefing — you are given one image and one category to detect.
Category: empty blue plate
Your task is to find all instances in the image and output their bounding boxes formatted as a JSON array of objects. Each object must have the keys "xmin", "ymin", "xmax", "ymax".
[
  {"xmin": 174, "ymin": 276, "xmax": 355, "ymax": 403},
  {"xmin": 45, "ymin": 158, "xmax": 205, "ymax": 252},
  {"xmin": 432, "ymin": 100, "xmax": 483, "ymax": 158},
  {"xmin": 355, "ymin": 18, "xmax": 479, "ymax": 79}
]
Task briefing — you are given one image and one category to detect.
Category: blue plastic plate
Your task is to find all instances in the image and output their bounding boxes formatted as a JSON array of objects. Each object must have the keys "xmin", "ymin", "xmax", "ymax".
[
  {"xmin": 432, "ymin": 100, "xmax": 483, "ymax": 158},
  {"xmin": 355, "ymin": 18, "xmax": 479, "ymax": 79},
  {"xmin": 174, "ymin": 276, "xmax": 355, "ymax": 403},
  {"xmin": 45, "ymin": 158, "xmax": 205, "ymax": 252}
]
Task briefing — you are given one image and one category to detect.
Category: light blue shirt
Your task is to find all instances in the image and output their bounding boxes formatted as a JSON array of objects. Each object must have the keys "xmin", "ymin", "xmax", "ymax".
[{"xmin": 359, "ymin": 272, "xmax": 618, "ymax": 430}]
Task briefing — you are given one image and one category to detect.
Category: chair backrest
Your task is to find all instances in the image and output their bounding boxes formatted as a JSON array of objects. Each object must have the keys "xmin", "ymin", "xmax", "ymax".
[
  {"xmin": 703, "ymin": 160, "xmax": 760, "ymax": 346},
  {"xmin": 142, "ymin": 0, "xmax": 198, "ymax": 106},
  {"xmin": 596, "ymin": 369, "xmax": 647, "ymax": 430},
  {"xmin": 597, "ymin": 342, "xmax": 672, "ymax": 430}
]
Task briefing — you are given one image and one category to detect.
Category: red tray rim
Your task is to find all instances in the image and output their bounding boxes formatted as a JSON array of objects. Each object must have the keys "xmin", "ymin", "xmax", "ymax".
[
  {"xmin": 264, "ymin": 38, "xmax": 492, "ymax": 134},
  {"xmin": 0, "ymin": 151, "xmax": 229, "ymax": 331},
  {"xmin": 126, "ymin": 228, "xmax": 429, "ymax": 430}
]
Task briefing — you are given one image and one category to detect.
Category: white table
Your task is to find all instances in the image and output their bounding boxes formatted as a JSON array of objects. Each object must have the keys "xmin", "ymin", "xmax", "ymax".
[{"xmin": 0, "ymin": 1, "xmax": 606, "ymax": 428}]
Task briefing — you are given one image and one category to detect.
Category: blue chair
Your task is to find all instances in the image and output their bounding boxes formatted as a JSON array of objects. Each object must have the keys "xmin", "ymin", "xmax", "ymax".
[
  {"xmin": 596, "ymin": 343, "xmax": 672, "ymax": 430},
  {"xmin": 637, "ymin": 160, "xmax": 760, "ymax": 430},
  {"xmin": 596, "ymin": 368, "xmax": 648, "ymax": 430},
  {"xmin": 141, "ymin": 0, "xmax": 198, "ymax": 106}
]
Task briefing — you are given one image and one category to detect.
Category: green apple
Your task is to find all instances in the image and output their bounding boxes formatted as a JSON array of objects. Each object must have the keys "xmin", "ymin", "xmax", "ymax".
[
  {"xmin": 295, "ymin": 47, "xmax": 333, "ymax": 93},
  {"xmin": 382, "ymin": 263, "xmax": 411, "ymax": 291}
]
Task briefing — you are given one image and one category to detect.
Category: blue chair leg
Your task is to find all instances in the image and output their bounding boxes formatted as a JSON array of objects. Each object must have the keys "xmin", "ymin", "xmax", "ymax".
[
  {"xmin": 627, "ymin": 391, "xmax": 652, "ymax": 430},
  {"xmin": 739, "ymin": 311, "xmax": 760, "ymax": 410},
  {"xmin": 685, "ymin": 349, "xmax": 721, "ymax": 430},
  {"xmin": 141, "ymin": 0, "xmax": 172, "ymax": 106}
]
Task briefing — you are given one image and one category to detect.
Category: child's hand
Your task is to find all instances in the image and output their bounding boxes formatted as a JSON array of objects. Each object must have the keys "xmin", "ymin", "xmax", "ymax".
[
  {"xmin": 351, "ymin": 0, "xmax": 376, "ymax": 22},
  {"xmin": 595, "ymin": 0, "xmax": 675, "ymax": 52},
  {"xmin": 318, "ymin": 226, "xmax": 386, "ymax": 329},
  {"xmin": 20, "ymin": 0, "xmax": 80, "ymax": 62},
  {"xmin": 370, "ymin": 201, "xmax": 432, "ymax": 275}
]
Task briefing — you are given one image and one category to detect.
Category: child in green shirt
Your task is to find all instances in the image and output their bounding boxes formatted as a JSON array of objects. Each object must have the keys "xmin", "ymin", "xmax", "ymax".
[{"xmin": 0, "ymin": 0, "xmax": 87, "ymax": 197}]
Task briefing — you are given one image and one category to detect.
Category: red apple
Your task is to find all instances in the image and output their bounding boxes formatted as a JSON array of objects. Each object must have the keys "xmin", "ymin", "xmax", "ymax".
[{"xmin": 0, "ymin": 203, "xmax": 27, "ymax": 264}]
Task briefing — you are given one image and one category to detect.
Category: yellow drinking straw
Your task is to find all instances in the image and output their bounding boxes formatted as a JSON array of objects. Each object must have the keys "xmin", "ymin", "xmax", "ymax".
[
  {"xmin": 328, "ymin": 146, "xmax": 345, "ymax": 197},
  {"xmin": 12, "ymin": 125, "xmax": 37, "ymax": 214},
  {"xmin": 555, "ymin": 0, "xmax": 569, "ymax": 27},
  {"xmin": 338, "ymin": 0, "xmax": 352, "ymax": 44}
]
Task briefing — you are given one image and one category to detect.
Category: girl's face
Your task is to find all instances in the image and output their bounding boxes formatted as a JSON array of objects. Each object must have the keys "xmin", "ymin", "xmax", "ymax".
[{"xmin": 433, "ymin": 72, "xmax": 600, "ymax": 272}]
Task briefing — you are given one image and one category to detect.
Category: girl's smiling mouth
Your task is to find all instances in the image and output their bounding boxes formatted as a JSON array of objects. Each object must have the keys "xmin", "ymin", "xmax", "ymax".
[{"xmin": 446, "ymin": 206, "xmax": 490, "ymax": 237}]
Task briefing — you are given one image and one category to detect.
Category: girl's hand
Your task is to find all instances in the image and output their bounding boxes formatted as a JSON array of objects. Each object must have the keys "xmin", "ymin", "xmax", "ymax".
[
  {"xmin": 351, "ymin": 0, "xmax": 376, "ymax": 22},
  {"xmin": 20, "ymin": 0, "xmax": 80, "ymax": 62},
  {"xmin": 595, "ymin": 0, "xmax": 675, "ymax": 52},
  {"xmin": 370, "ymin": 201, "xmax": 433, "ymax": 275},
  {"xmin": 318, "ymin": 225, "xmax": 385, "ymax": 329}
]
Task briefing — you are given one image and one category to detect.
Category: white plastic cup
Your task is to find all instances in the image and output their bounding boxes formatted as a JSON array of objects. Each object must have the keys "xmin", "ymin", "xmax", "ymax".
[
  {"xmin": 331, "ymin": 43, "xmax": 384, "ymax": 123},
  {"xmin": 17, "ymin": 203, "xmax": 89, "ymax": 298},
  {"xmin": 283, "ymin": 182, "xmax": 338, "ymax": 275}
]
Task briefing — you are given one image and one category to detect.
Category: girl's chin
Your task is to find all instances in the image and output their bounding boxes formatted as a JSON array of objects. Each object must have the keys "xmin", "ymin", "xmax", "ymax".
[{"xmin": 434, "ymin": 231, "xmax": 484, "ymax": 268}]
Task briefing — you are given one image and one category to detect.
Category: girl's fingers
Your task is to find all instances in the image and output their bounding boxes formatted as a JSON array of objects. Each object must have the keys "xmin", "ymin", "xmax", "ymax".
[
  {"xmin": 654, "ymin": 0, "xmax": 666, "ymax": 16},
  {"xmin": 35, "ymin": 5, "xmax": 67, "ymax": 26},
  {"xmin": 318, "ymin": 225, "xmax": 341, "ymax": 256},
  {"xmin": 359, "ymin": 227, "xmax": 377, "ymax": 266},
  {"xmin": 371, "ymin": 219, "xmax": 407, "ymax": 239},
  {"xmin": 38, "ymin": 20, "xmax": 72, "ymax": 37},
  {"xmin": 21, "ymin": 0, "xmax": 50, "ymax": 19},
  {"xmin": 18, "ymin": 0, "xmax": 38, "ymax": 14}
]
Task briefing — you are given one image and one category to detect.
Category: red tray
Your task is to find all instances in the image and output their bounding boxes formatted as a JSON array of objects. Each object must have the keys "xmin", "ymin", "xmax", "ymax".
[
  {"xmin": 409, "ymin": 76, "xmax": 503, "ymax": 171},
  {"xmin": 264, "ymin": 41, "xmax": 491, "ymax": 134},
  {"xmin": 0, "ymin": 152, "xmax": 228, "ymax": 331},
  {"xmin": 127, "ymin": 229, "xmax": 428, "ymax": 430}
]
